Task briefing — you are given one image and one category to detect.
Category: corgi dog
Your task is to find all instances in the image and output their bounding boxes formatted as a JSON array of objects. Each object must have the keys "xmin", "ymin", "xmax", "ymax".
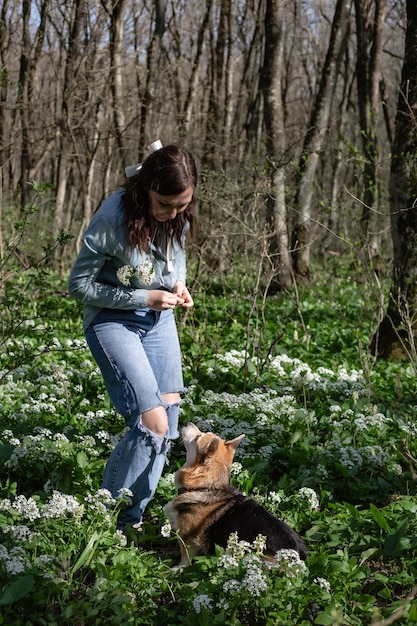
[{"xmin": 164, "ymin": 422, "xmax": 307, "ymax": 567}]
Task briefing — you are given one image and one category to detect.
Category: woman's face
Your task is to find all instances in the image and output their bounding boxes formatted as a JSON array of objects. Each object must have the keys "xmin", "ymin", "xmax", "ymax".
[{"xmin": 149, "ymin": 186, "xmax": 194, "ymax": 222}]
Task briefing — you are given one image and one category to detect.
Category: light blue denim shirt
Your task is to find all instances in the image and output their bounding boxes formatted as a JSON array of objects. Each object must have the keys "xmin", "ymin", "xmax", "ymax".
[{"xmin": 68, "ymin": 189, "xmax": 188, "ymax": 331}]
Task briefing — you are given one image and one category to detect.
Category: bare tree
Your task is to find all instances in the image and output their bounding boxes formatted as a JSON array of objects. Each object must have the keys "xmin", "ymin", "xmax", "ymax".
[
  {"xmin": 110, "ymin": 0, "xmax": 128, "ymax": 169},
  {"xmin": 261, "ymin": 0, "xmax": 292, "ymax": 291},
  {"xmin": 354, "ymin": 0, "xmax": 387, "ymax": 259},
  {"xmin": 0, "ymin": 0, "xmax": 407, "ymax": 279},
  {"xmin": 291, "ymin": 0, "xmax": 352, "ymax": 283},
  {"xmin": 370, "ymin": 0, "xmax": 417, "ymax": 359},
  {"xmin": 139, "ymin": 0, "xmax": 167, "ymax": 151}
]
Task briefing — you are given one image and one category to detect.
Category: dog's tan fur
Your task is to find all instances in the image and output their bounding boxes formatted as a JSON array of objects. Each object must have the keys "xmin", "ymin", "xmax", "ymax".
[{"xmin": 165, "ymin": 423, "xmax": 307, "ymax": 568}]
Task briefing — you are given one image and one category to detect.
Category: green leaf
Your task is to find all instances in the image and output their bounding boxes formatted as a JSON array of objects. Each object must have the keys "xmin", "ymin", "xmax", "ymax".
[
  {"xmin": 384, "ymin": 520, "xmax": 410, "ymax": 557},
  {"xmin": 0, "ymin": 576, "xmax": 34, "ymax": 605},
  {"xmin": 314, "ymin": 611, "xmax": 338, "ymax": 625},
  {"xmin": 359, "ymin": 547, "xmax": 379, "ymax": 564},
  {"xmin": 76, "ymin": 451, "xmax": 89, "ymax": 468},
  {"xmin": 369, "ymin": 503, "xmax": 391, "ymax": 532},
  {"xmin": 70, "ymin": 532, "xmax": 101, "ymax": 577}
]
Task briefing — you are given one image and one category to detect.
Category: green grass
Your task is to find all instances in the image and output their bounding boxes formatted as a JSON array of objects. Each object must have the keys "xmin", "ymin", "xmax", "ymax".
[{"xmin": 0, "ymin": 270, "xmax": 416, "ymax": 625}]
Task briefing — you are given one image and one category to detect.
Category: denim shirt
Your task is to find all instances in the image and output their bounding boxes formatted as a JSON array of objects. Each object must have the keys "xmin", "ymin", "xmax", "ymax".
[{"xmin": 68, "ymin": 189, "xmax": 188, "ymax": 331}]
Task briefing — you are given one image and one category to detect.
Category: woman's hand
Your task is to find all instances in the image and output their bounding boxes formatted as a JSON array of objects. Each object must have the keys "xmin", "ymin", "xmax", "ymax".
[
  {"xmin": 146, "ymin": 282, "xmax": 193, "ymax": 311},
  {"xmin": 173, "ymin": 281, "xmax": 194, "ymax": 309},
  {"xmin": 146, "ymin": 289, "xmax": 184, "ymax": 311}
]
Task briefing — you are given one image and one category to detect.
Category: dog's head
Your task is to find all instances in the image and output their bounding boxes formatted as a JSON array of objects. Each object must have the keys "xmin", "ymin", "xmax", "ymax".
[{"xmin": 176, "ymin": 423, "xmax": 245, "ymax": 489}]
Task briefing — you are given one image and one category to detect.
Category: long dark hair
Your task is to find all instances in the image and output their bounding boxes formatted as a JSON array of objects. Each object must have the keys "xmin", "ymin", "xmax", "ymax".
[{"xmin": 122, "ymin": 145, "xmax": 197, "ymax": 250}]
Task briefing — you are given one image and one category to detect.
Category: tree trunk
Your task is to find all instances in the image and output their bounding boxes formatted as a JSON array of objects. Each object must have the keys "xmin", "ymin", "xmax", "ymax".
[
  {"xmin": 139, "ymin": 0, "xmax": 167, "ymax": 152},
  {"xmin": 292, "ymin": 0, "xmax": 352, "ymax": 283},
  {"xmin": 110, "ymin": 0, "xmax": 127, "ymax": 170},
  {"xmin": 370, "ymin": 0, "xmax": 417, "ymax": 359},
  {"xmin": 261, "ymin": 0, "xmax": 292, "ymax": 292},
  {"xmin": 354, "ymin": 0, "xmax": 387, "ymax": 258},
  {"xmin": 183, "ymin": 0, "xmax": 213, "ymax": 137}
]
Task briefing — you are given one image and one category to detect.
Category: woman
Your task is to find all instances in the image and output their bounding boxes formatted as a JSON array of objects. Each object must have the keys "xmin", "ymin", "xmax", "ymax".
[{"xmin": 68, "ymin": 144, "xmax": 197, "ymax": 530}]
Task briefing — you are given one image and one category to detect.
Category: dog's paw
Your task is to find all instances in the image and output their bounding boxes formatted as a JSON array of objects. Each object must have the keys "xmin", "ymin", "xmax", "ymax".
[{"xmin": 171, "ymin": 563, "xmax": 185, "ymax": 571}]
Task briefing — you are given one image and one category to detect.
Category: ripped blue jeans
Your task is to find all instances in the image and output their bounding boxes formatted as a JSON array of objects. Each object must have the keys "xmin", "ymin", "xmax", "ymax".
[{"xmin": 85, "ymin": 308, "xmax": 185, "ymax": 529}]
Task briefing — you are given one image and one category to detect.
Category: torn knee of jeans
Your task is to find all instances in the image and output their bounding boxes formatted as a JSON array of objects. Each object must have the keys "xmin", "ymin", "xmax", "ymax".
[
  {"xmin": 137, "ymin": 422, "xmax": 169, "ymax": 455},
  {"xmin": 165, "ymin": 402, "xmax": 181, "ymax": 440}
]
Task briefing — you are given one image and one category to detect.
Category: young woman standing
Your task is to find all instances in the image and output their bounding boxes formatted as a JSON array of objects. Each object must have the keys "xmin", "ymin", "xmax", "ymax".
[{"xmin": 68, "ymin": 144, "xmax": 197, "ymax": 530}]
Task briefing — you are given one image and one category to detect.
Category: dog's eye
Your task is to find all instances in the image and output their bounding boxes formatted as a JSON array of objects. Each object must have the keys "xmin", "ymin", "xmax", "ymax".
[{"xmin": 194, "ymin": 435, "xmax": 201, "ymax": 442}]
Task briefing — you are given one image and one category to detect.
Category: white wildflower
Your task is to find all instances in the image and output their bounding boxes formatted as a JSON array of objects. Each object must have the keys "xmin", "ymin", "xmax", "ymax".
[
  {"xmin": 4, "ymin": 547, "xmax": 30, "ymax": 575},
  {"xmin": 241, "ymin": 557, "xmax": 268, "ymax": 596},
  {"xmin": 230, "ymin": 462, "xmax": 242, "ymax": 476},
  {"xmin": 252, "ymin": 534, "xmax": 267, "ymax": 554},
  {"xmin": 3, "ymin": 525, "xmax": 34, "ymax": 541},
  {"xmin": 218, "ymin": 553, "xmax": 239, "ymax": 569},
  {"xmin": 223, "ymin": 579, "xmax": 241, "ymax": 595},
  {"xmin": 193, "ymin": 594, "xmax": 213, "ymax": 614},
  {"xmin": 135, "ymin": 260, "xmax": 155, "ymax": 285},
  {"xmin": 42, "ymin": 491, "xmax": 82, "ymax": 518},
  {"xmin": 161, "ymin": 523, "xmax": 171, "ymax": 538},
  {"xmin": 269, "ymin": 491, "xmax": 282, "ymax": 504},
  {"xmin": 314, "ymin": 577, "xmax": 331, "ymax": 593},
  {"xmin": 116, "ymin": 265, "xmax": 135, "ymax": 286},
  {"xmin": 117, "ymin": 488, "xmax": 133, "ymax": 504},
  {"xmin": 273, "ymin": 548, "xmax": 308, "ymax": 576},
  {"xmin": 298, "ymin": 487, "xmax": 320, "ymax": 510},
  {"xmin": 12, "ymin": 495, "xmax": 41, "ymax": 521}
]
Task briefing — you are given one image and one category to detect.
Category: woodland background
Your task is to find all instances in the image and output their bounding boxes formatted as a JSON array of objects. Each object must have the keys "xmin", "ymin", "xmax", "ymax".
[{"xmin": 1, "ymin": 0, "xmax": 416, "ymax": 357}]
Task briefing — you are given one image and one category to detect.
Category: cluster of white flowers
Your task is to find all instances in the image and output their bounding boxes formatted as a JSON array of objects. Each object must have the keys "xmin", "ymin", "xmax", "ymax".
[
  {"xmin": 1, "ymin": 429, "xmax": 20, "ymax": 446},
  {"xmin": 314, "ymin": 576, "xmax": 332, "ymax": 593},
  {"xmin": 136, "ymin": 260, "xmax": 155, "ymax": 285},
  {"xmin": 211, "ymin": 533, "xmax": 269, "ymax": 601},
  {"xmin": 298, "ymin": 487, "xmax": 320, "ymax": 510},
  {"xmin": 4, "ymin": 431, "xmax": 71, "ymax": 470},
  {"xmin": 116, "ymin": 265, "xmax": 135, "ymax": 286},
  {"xmin": 387, "ymin": 463, "xmax": 403, "ymax": 476},
  {"xmin": 85, "ymin": 488, "xmax": 116, "ymax": 507},
  {"xmin": 268, "ymin": 491, "xmax": 283, "ymax": 504},
  {"xmin": 240, "ymin": 554, "xmax": 268, "ymax": 596},
  {"xmin": 164, "ymin": 472, "xmax": 176, "ymax": 484},
  {"xmin": 0, "ymin": 492, "xmax": 85, "ymax": 522},
  {"xmin": 0, "ymin": 545, "xmax": 30, "ymax": 575},
  {"xmin": 42, "ymin": 491, "xmax": 82, "ymax": 519},
  {"xmin": 272, "ymin": 548, "xmax": 308, "ymax": 577},
  {"xmin": 160, "ymin": 522, "xmax": 172, "ymax": 538},
  {"xmin": 117, "ymin": 260, "xmax": 155, "ymax": 287},
  {"xmin": 11, "ymin": 495, "xmax": 41, "ymax": 521},
  {"xmin": 267, "ymin": 356, "xmax": 366, "ymax": 397},
  {"xmin": 3, "ymin": 524, "xmax": 35, "ymax": 541},
  {"xmin": 193, "ymin": 594, "xmax": 213, "ymax": 613},
  {"xmin": 96, "ymin": 430, "xmax": 111, "ymax": 443},
  {"xmin": 230, "ymin": 461, "xmax": 243, "ymax": 476},
  {"xmin": 196, "ymin": 388, "xmax": 297, "ymax": 424},
  {"xmin": 117, "ymin": 487, "xmax": 134, "ymax": 504},
  {"xmin": 0, "ymin": 544, "xmax": 58, "ymax": 578},
  {"xmin": 354, "ymin": 412, "xmax": 390, "ymax": 431}
]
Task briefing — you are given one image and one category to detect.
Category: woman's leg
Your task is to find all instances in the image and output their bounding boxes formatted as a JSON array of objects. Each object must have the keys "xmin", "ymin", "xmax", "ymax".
[{"xmin": 85, "ymin": 311, "xmax": 184, "ymax": 528}]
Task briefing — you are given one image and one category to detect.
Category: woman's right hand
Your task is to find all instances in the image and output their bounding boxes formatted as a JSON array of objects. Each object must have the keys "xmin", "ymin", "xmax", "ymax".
[{"xmin": 146, "ymin": 289, "xmax": 185, "ymax": 311}]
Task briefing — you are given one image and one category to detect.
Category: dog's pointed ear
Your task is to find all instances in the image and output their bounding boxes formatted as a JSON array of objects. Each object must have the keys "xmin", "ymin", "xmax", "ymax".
[
  {"xmin": 226, "ymin": 434, "xmax": 245, "ymax": 451},
  {"xmin": 200, "ymin": 437, "xmax": 220, "ymax": 456}
]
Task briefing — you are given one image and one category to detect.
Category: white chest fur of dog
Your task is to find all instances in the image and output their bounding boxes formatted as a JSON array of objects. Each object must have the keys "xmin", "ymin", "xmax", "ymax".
[{"xmin": 164, "ymin": 423, "xmax": 307, "ymax": 568}]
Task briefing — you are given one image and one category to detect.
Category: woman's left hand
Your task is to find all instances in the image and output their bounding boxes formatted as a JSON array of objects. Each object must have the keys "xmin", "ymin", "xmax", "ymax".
[{"xmin": 173, "ymin": 281, "xmax": 194, "ymax": 308}]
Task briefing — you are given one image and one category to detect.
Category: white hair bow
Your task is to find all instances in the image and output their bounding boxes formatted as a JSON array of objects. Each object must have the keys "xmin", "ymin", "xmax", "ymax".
[{"xmin": 125, "ymin": 140, "xmax": 163, "ymax": 177}]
